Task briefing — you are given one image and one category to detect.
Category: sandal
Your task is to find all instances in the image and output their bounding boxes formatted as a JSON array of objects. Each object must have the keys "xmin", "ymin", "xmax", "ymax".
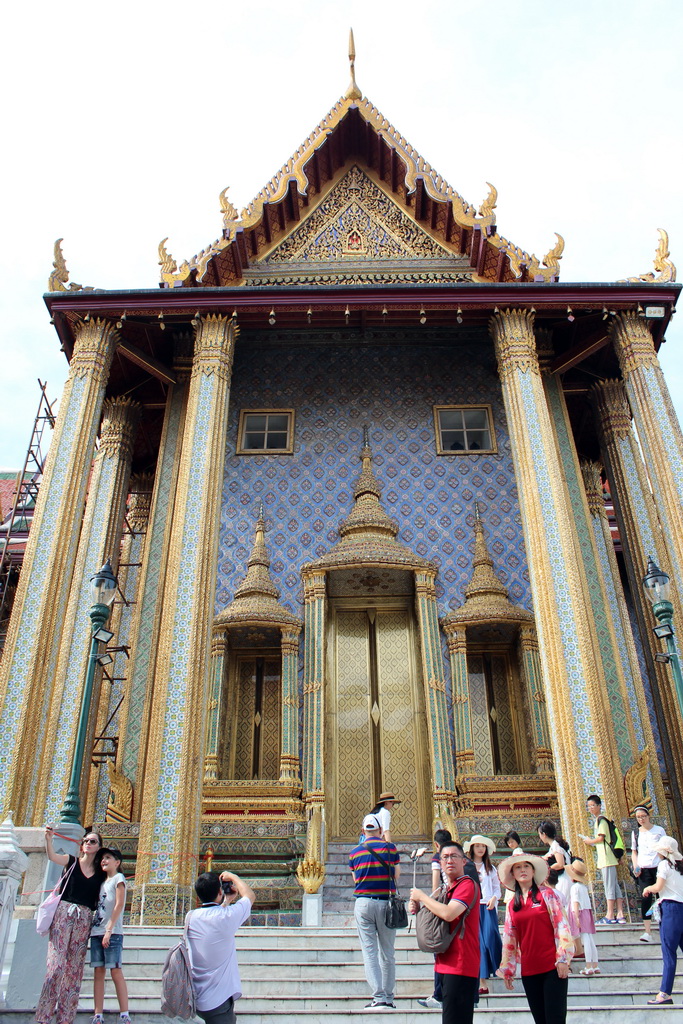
[
  {"xmin": 648, "ymin": 996, "xmax": 673, "ymax": 1005},
  {"xmin": 478, "ymin": 987, "xmax": 489, "ymax": 995},
  {"xmin": 579, "ymin": 967, "xmax": 594, "ymax": 976},
  {"xmin": 616, "ymin": 916, "xmax": 627, "ymax": 924}
]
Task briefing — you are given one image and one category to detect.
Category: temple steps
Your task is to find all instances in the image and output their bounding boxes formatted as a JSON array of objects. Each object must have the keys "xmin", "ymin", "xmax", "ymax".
[{"xmin": 4, "ymin": 924, "xmax": 682, "ymax": 1022}]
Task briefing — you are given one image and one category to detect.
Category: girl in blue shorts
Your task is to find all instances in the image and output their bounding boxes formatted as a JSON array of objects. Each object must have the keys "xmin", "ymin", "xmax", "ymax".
[{"xmin": 90, "ymin": 847, "xmax": 130, "ymax": 1024}]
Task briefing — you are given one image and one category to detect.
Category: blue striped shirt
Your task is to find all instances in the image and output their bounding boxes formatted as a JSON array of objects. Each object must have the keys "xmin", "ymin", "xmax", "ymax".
[{"xmin": 349, "ymin": 839, "xmax": 400, "ymax": 898}]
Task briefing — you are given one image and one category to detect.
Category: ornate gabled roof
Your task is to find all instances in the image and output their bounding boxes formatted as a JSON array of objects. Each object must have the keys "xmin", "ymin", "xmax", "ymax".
[
  {"xmin": 158, "ymin": 42, "xmax": 566, "ymax": 290},
  {"xmin": 214, "ymin": 507, "xmax": 300, "ymax": 631},
  {"xmin": 441, "ymin": 505, "xmax": 533, "ymax": 627},
  {"xmin": 303, "ymin": 432, "xmax": 434, "ymax": 574}
]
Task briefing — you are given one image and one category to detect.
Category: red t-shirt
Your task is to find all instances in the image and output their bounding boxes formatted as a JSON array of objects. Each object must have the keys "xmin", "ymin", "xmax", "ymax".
[
  {"xmin": 508, "ymin": 890, "xmax": 556, "ymax": 975},
  {"xmin": 435, "ymin": 874, "xmax": 480, "ymax": 978}
]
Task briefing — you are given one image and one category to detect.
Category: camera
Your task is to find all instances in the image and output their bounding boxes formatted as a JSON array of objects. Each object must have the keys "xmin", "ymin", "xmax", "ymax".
[{"xmin": 221, "ymin": 879, "xmax": 235, "ymax": 895}]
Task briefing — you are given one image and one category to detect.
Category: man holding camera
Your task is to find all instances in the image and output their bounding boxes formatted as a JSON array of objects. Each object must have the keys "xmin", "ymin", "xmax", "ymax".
[{"xmin": 186, "ymin": 870, "xmax": 255, "ymax": 1024}]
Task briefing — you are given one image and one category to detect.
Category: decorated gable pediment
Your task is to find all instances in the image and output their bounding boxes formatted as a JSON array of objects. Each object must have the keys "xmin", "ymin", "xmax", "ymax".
[{"xmin": 243, "ymin": 166, "xmax": 474, "ymax": 286}]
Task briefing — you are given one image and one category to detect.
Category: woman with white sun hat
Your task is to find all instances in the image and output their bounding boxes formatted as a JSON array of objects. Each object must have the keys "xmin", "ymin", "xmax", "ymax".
[
  {"xmin": 642, "ymin": 835, "xmax": 683, "ymax": 1006},
  {"xmin": 462, "ymin": 834, "xmax": 501, "ymax": 995},
  {"xmin": 496, "ymin": 852, "xmax": 574, "ymax": 1024}
]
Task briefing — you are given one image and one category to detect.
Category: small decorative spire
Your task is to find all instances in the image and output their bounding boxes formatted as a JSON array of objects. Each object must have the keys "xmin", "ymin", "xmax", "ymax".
[{"xmin": 344, "ymin": 27, "xmax": 362, "ymax": 100}]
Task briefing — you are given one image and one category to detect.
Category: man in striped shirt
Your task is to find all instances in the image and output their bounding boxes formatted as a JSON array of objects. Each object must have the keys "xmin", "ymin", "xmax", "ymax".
[{"xmin": 349, "ymin": 814, "xmax": 401, "ymax": 1009}]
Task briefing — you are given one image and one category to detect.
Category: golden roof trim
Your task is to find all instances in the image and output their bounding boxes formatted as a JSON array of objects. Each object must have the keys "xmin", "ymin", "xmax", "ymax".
[
  {"xmin": 625, "ymin": 228, "xmax": 677, "ymax": 284},
  {"xmin": 159, "ymin": 87, "xmax": 564, "ymax": 287}
]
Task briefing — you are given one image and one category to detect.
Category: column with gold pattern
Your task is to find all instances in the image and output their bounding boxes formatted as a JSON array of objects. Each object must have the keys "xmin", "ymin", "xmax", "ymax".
[
  {"xmin": 542, "ymin": 359, "xmax": 642, "ymax": 778},
  {"xmin": 301, "ymin": 570, "xmax": 326, "ymax": 801},
  {"xmin": 117, "ymin": 337, "xmax": 193, "ymax": 817},
  {"xmin": 490, "ymin": 309, "xmax": 626, "ymax": 851},
  {"xmin": 442, "ymin": 622, "xmax": 475, "ymax": 775},
  {"xmin": 518, "ymin": 626, "xmax": 553, "ymax": 772},
  {"xmin": 135, "ymin": 315, "xmax": 237, "ymax": 919},
  {"xmin": 580, "ymin": 459, "xmax": 666, "ymax": 813},
  {"xmin": 280, "ymin": 624, "xmax": 302, "ymax": 782},
  {"xmin": 0, "ymin": 318, "xmax": 118, "ymax": 823},
  {"xmin": 414, "ymin": 570, "xmax": 456, "ymax": 804},
  {"xmin": 594, "ymin": 379, "xmax": 683, "ymax": 827},
  {"xmin": 610, "ymin": 312, "xmax": 683, "ymax": 585},
  {"xmin": 204, "ymin": 631, "xmax": 228, "ymax": 782},
  {"xmin": 37, "ymin": 396, "xmax": 140, "ymax": 822},
  {"xmin": 87, "ymin": 476, "xmax": 153, "ymax": 824}
]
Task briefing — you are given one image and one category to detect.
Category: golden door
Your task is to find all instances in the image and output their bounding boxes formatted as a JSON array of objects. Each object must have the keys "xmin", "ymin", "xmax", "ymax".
[{"xmin": 327, "ymin": 602, "xmax": 431, "ymax": 840}]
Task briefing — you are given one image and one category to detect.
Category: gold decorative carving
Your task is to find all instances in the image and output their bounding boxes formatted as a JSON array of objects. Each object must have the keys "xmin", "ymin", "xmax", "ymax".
[
  {"xmin": 626, "ymin": 228, "xmax": 676, "ymax": 284},
  {"xmin": 490, "ymin": 309, "xmax": 538, "ymax": 379},
  {"xmin": 158, "ymin": 237, "xmax": 191, "ymax": 287},
  {"xmin": 592, "ymin": 379, "xmax": 633, "ymax": 440},
  {"xmin": 296, "ymin": 806, "xmax": 326, "ymax": 893},
  {"xmin": 527, "ymin": 233, "xmax": 564, "ymax": 283},
  {"xmin": 193, "ymin": 314, "xmax": 238, "ymax": 381},
  {"xmin": 70, "ymin": 318, "xmax": 119, "ymax": 382},
  {"xmin": 105, "ymin": 762, "xmax": 133, "ymax": 823},
  {"xmin": 265, "ymin": 166, "xmax": 458, "ymax": 265},
  {"xmin": 48, "ymin": 238, "xmax": 93, "ymax": 292},
  {"xmin": 98, "ymin": 397, "xmax": 141, "ymax": 461},
  {"xmin": 624, "ymin": 746, "xmax": 652, "ymax": 813},
  {"xmin": 219, "ymin": 187, "xmax": 239, "ymax": 229},
  {"xmin": 608, "ymin": 312, "xmax": 658, "ymax": 376},
  {"xmin": 478, "ymin": 182, "xmax": 497, "ymax": 220},
  {"xmin": 127, "ymin": 475, "xmax": 154, "ymax": 532},
  {"xmin": 581, "ymin": 461, "xmax": 606, "ymax": 519},
  {"xmin": 345, "ymin": 28, "xmax": 362, "ymax": 101}
]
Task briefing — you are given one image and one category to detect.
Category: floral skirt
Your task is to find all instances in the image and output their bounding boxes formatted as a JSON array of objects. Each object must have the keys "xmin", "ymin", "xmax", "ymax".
[{"xmin": 35, "ymin": 899, "xmax": 93, "ymax": 1024}]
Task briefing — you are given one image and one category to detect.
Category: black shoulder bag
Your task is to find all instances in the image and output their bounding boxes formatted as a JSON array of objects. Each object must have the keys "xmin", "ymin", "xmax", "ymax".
[{"xmin": 364, "ymin": 844, "xmax": 408, "ymax": 929}]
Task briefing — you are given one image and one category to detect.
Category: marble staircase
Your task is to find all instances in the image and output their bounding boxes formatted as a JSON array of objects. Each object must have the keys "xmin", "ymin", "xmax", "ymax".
[
  {"xmin": 4, "ymin": 923, "xmax": 683, "ymax": 1023},
  {"xmin": 323, "ymin": 841, "xmax": 433, "ymax": 925}
]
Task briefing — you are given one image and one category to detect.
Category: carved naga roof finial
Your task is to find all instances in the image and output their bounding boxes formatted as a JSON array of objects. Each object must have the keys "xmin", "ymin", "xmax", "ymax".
[
  {"xmin": 48, "ymin": 238, "xmax": 91, "ymax": 293},
  {"xmin": 626, "ymin": 228, "xmax": 677, "ymax": 284},
  {"xmin": 344, "ymin": 28, "xmax": 362, "ymax": 101}
]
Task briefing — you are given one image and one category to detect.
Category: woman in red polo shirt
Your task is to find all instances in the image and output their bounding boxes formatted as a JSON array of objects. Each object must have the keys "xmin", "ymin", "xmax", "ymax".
[{"xmin": 496, "ymin": 853, "xmax": 574, "ymax": 1024}]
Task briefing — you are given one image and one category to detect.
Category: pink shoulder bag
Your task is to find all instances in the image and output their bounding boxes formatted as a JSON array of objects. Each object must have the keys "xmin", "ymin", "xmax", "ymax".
[{"xmin": 36, "ymin": 859, "xmax": 77, "ymax": 936}]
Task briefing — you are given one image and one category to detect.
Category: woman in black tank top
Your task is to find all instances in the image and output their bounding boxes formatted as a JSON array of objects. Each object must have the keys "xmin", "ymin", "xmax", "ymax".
[{"xmin": 35, "ymin": 826, "xmax": 105, "ymax": 1024}]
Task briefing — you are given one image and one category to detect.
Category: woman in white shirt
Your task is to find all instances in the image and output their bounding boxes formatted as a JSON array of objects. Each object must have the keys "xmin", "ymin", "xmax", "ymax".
[
  {"xmin": 368, "ymin": 792, "xmax": 401, "ymax": 844},
  {"xmin": 463, "ymin": 834, "xmax": 501, "ymax": 995},
  {"xmin": 538, "ymin": 820, "xmax": 572, "ymax": 904},
  {"xmin": 642, "ymin": 836, "xmax": 683, "ymax": 1006},
  {"xmin": 630, "ymin": 805, "xmax": 665, "ymax": 943}
]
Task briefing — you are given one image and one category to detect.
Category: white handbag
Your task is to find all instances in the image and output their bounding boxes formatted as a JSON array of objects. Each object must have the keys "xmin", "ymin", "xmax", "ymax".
[{"xmin": 36, "ymin": 859, "xmax": 76, "ymax": 935}]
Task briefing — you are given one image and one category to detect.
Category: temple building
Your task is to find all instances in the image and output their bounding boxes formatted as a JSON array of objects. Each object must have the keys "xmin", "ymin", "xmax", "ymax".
[{"xmin": 1, "ymin": 38, "xmax": 682, "ymax": 925}]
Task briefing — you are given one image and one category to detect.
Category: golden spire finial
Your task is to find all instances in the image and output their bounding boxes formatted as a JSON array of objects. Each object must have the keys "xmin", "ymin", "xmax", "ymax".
[{"xmin": 345, "ymin": 27, "xmax": 362, "ymax": 101}]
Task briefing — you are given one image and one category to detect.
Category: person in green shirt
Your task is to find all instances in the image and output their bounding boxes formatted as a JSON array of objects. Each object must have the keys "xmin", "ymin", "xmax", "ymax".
[{"xmin": 580, "ymin": 794, "xmax": 625, "ymax": 924}]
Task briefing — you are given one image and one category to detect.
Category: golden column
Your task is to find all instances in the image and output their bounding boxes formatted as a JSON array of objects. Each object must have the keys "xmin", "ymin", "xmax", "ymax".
[
  {"xmin": 518, "ymin": 626, "xmax": 554, "ymax": 773},
  {"xmin": 0, "ymin": 318, "xmax": 118, "ymax": 822},
  {"xmin": 594, "ymin": 379, "xmax": 683, "ymax": 828},
  {"xmin": 135, "ymin": 315, "xmax": 237, "ymax": 920},
  {"xmin": 36, "ymin": 396, "xmax": 141, "ymax": 823},
  {"xmin": 118, "ymin": 336, "xmax": 193, "ymax": 818},
  {"xmin": 280, "ymin": 624, "xmax": 302, "ymax": 782},
  {"xmin": 580, "ymin": 459, "xmax": 667, "ymax": 814},
  {"xmin": 203, "ymin": 631, "xmax": 228, "ymax": 782},
  {"xmin": 490, "ymin": 309, "xmax": 626, "ymax": 850},
  {"xmin": 301, "ymin": 569, "xmax": 327, "ymax": 802},
  {"xmin": 609, "ymin": 312, "xmax": 683, "ymax": 585},
  {"xmin": 87, "ymin": 476, "xmax": 154, "ymax": 824},
  {"xmin": 442, "ymin": 623, "xmax": 475, "ymax": 775},
  {"xmin": 414, "ymin": 570, "xmax": 456, "ymax": 806}
]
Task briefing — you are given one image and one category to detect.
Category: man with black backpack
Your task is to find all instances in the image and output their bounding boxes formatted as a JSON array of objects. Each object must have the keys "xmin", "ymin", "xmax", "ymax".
[
  {"xmin": 409, "ymin": 842, "xmax": 481, "ymax": 1024},
  {"xmin": 581, "ymin": 794, "xmax": 626, "ymax": 924}
]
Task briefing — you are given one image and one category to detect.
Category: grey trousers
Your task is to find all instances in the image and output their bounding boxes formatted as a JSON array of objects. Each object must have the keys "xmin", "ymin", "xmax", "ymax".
[
  {"xmin": 354, "ymin": 897, "xmax": 396, "ymax": 1003},
  {"xmin": 197, "ymin": 995, "xmax": 235, "ymax": 1024}
]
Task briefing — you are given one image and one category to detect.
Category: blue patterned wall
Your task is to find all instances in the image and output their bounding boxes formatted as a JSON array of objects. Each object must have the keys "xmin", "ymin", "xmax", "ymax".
[{"xmin": 216, "ymin": 330, "xmax": 530, "ymax": 618}]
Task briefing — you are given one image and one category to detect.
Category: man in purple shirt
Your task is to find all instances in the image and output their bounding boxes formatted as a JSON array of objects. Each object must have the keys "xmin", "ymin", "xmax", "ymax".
[{"xmin": 349, "ymin": 814, "xmax": 401, "ymax": 1009}]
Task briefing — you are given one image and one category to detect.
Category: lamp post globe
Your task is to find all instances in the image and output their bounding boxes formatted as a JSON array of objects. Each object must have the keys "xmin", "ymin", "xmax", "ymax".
[{"xmin": 59, "ymin": 558, "xmax": 118, "ymax": 825}]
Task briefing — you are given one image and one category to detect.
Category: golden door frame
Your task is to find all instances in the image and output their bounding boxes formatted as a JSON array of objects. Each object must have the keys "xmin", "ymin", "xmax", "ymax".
[{"xmin": 325, "ymin": 596, "xmax": 432, "ymax": 841}]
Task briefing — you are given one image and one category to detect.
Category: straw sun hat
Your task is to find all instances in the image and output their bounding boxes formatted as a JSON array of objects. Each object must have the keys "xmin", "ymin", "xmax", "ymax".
[
  {"xmin": 463, "ymin": 834, "xmax": 496, "ymax": 857},
  {"xmin": 498, "ymin": 853, "xmax": 550, "ymax": 891},
  {"xmin": 654, "ymin": 836, "xmax": 683, "ymax": 862}
]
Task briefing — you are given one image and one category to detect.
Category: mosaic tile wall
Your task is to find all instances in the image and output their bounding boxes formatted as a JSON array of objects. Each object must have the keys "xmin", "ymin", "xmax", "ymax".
[{"xmin": 216, "ymin": 329, "xmax": 530, "ymax": 618}]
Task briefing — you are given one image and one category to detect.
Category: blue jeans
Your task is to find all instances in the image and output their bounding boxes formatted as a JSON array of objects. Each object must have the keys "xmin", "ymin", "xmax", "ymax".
[
  {"xmin": 660, "ymin": 900, "xmax": 683, "ymax": 995},
  {"xmin": 90, "ymin": 933, "xmax": 123, "ymax": 968},
  {"xmin": 354, "ymin": 897, "xmax": 396, "ymax": 1003}
]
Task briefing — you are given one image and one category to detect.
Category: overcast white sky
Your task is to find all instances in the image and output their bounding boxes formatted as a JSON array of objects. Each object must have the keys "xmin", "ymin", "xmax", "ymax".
[{"xmin": 0, "ymin": 0, "xmax": 681, "ymax": 469}]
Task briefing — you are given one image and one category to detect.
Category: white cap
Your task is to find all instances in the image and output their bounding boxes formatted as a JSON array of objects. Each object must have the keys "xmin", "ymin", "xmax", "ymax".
[{"xmin": 362, "ymin": 814, "xmax": 382, "ymax": 831}]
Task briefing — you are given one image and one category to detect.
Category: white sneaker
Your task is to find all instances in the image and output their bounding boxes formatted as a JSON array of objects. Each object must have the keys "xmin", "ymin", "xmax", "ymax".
[
  {"xmin": 417, "ymin": 996, "xmax": 442, "ymax": 1008},
  {"xmin": 639, "ymin": 931, "xmax": 653, "ymax": 942}
]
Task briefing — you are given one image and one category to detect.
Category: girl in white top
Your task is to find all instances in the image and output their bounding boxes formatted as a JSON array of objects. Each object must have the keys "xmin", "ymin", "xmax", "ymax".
[
  {"xmin": 630, "ymin": 805, "xmax": 665, "ymax": 942},
  {"xmin": 464, "ymin": 834, "xmax": 502, "ymax": 995},
  {"xmin": 642, "ymin": 836, "xmax": 683, "ymax": 1005},
  {"xmin": 538, "ymin": 820, "xmax": 572, "ymax": 903},
  {"xmin": 90, "ymin": 847, "xmax": 129, "ymax": 1024}
]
